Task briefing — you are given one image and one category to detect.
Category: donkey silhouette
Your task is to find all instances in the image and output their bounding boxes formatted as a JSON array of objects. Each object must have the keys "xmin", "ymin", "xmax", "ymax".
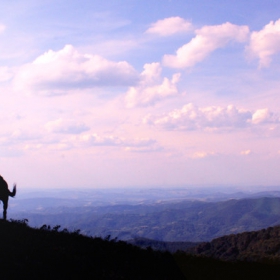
[{"xmin": 0, "ymin": 176, "xmax": 16, "ymax": 220}]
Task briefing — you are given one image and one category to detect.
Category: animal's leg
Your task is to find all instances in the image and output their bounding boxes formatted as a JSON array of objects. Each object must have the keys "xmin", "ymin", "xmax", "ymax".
[{"xmin": 3, "ymin": 199, "xmax": 7, "ymax": 220}]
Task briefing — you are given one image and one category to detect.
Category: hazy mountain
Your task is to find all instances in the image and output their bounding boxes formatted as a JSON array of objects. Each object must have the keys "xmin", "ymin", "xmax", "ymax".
[{"xmin": 9, "ymin": 194, "xmax": 280, "ymax": 242}]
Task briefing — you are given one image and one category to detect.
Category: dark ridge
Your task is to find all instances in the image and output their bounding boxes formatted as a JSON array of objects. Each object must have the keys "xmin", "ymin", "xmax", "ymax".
[
  {"xmin": 2, "ymin": 219, "xmax": 280, "ymax": 279},
  {"xmin": 187, "ymin": 225, "xmax": 280, "ymax": 263},
  {"xmin": 0, "ymin": 219, "xmax": 184, "ymax": 279},
  {"xmin": 127, "ymin": 237, "xmax": 199, "ymax": 253}
]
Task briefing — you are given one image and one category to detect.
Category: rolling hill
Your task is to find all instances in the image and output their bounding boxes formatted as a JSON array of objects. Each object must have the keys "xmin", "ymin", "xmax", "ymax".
[
  {"xmin": 11, "ymin": 196, "xmax": 280, "ymax": 242},
  {"xmin": 187, "ymin": 225, "xmax": 280, "ymax": 263}
]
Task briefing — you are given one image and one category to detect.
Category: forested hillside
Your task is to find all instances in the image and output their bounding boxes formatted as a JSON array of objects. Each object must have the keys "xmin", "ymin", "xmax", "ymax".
[
  {"xmin": 12, "ymin": 197, "xmax": 280, "ymax": 242},
  {"xmin": 187, "ymin": 225, "xmax": 280, "ymax": 263}
]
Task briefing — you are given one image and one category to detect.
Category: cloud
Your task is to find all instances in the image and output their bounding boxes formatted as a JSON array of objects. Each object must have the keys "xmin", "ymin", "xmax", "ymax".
[
  {"xmin": 146, "ymin": 17, "xmax": 192, "ymax": 36},
  {"xmin": 0, "ymin": 129, "xmax": 41, "ymax": 151},
  {"xmin": 45, "ymin": 119, "xmax": 89, "ymax": 134},
  {"xmin": 251, "ymin": 108, "xmax": 276, "ymax": 124},
  {"xmin": 125, "ymin": 62, "xmax": 181, "ymax": 108},
  {"xmin": 76, "ymin": 133, "xmax": 160, "ymax": 152},
  {"xmin": 246, "ymin": 19, "xmax": 280, "ymax": 68},
  {"xmin": 163, "ymin": 22, "xmax": 249, "ymax": 68},
  {"xmin": 0, "ymin": 67, "xmax": 13, "ymax": 82},
  {"xmin": 78, "ymin": 133, "xmax": 153, "ymax": 146},
  {"xmin": 78, "ymin": 134, "xmax": 125, "ymax": 146},
  {"xmin": 144, "ymin": 103, "xmax": 279, "ymax": 131},
  {"xmin": 16, "ymin": 130, "xmax": 160, "ymax": 153},
  {"xmin": 13, "ymin": 45, "xmax": 139, "ymax": 95},
  {"xmin": 189, "ymin": 151, "xmax": 216, "ymax": 159},
  {"xmin": 240, "ymin": 150, "xmax": 251, "ymax": 156}
]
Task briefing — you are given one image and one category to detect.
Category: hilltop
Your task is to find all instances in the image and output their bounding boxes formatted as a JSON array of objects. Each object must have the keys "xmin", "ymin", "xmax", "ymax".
[
  {"xmin": 0, "ymin": 219, "xmax": 183, "ymax": 279},
  {"xmin": 187, "ymin": 225, "xmax": 280, "ymax": 263},
  {"xmin": 1, "ymin": 220, "xmax": 280, "ymax": 279}
]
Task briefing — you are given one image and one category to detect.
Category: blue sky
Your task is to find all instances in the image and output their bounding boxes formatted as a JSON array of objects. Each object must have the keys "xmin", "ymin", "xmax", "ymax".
[{"xmin": 0, "ymin": 0, "xmax": 280, "ymax": 189}]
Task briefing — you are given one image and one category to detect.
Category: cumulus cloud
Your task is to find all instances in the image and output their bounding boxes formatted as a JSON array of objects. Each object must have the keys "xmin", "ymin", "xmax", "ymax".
[
  {"xmin": 146, "ymin": 17, "xmax": 192, "ymax": 36},
  {"xmin": 144, "ymin": 103, "xmax": 280, "ymax": 131},
  {"xmin": 246, "ymin": 19, "xmax": 280, "ymax": 67},
  {"xmin": 163, "ymin": 22, "xmax": 249, "ymax": 68},
  {"xmin": 13, "ymin": 45, "xmax": 138, "ymax": 95},
  {"xmin": 45, "ymin": 119, "xmax": 89, "ymax": 134},
  {"xmin": 125, "ymin": 62, "xmax": 181, "ymax": 108},
  {"xmin": 251, "ymin": 108, "xmax": 276, "ymax": 124}
]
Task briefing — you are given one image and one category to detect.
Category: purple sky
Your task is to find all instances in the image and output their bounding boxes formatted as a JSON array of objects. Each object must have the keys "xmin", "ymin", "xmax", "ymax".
[{"xmin": 0, "ymin": 0, "xmax": 280, "ymax": 189}]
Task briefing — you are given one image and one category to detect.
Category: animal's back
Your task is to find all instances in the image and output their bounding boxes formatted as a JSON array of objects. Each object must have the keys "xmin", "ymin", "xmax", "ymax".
[{"xmin": 0, "ymin": 176, "xmax": 8, "ymax": 198}]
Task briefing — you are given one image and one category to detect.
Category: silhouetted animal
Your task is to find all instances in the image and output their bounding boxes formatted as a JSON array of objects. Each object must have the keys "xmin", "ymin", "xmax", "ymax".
[{"xmin": 0, "ymin": 176, "xmax": 16, "ymax": 220}]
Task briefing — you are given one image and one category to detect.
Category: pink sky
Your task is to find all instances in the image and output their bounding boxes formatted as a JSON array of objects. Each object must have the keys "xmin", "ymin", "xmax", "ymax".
[{"xmin": 0, "ymin": 1, "xmax": 280, "ymax": 189}]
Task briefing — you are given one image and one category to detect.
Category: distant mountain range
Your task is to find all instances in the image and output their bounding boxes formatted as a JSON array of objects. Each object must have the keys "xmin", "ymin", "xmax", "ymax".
[{"xmin": 9, "ymin": 194, "xmax": 280, "ymax": 242}]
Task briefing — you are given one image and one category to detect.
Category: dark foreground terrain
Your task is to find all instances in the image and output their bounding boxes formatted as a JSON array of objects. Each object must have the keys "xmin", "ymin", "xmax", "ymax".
[
  {"xmin": 1, "ymin": 220, "xmax": 280, "ymax": 279},
  {"xmin": 0, "ymin": 219, "xmax": 183, "ymax": 279}
]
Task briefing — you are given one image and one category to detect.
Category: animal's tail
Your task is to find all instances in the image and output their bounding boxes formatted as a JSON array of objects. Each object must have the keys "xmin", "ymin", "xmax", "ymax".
[{"xmin": 9, "ymin": 184, "xmax": 16, "ymax": 197}]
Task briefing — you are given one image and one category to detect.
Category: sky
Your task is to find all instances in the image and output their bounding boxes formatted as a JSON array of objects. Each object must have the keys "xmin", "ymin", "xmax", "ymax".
[{"xmin": 1, "ymin": 0, "xmax": 280, "ymax": 189}]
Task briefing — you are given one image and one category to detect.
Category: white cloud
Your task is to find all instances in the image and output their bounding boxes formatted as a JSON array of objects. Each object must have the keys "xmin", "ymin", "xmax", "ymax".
[
  {"xmin": 163, "ymin": 22, "xmax": 249, "ymax": 68},
  {"xmin": 45, "ymin": 119, "xmax": 89, "ymax": 134},
  {"xmin": 246, "ymin": 19, "xmax": 280, "ymax": 68},
  {"xmin": 13, "ymin": 45, "xmax": 139, "ymax": 95},
  {"xmin": 144, "ymin": 103, "xmax": 279, "ymax": 131},
  {"xmin": 125, "ymin": 62, "xmax": 181, "ymax": 108},
  {"xmin": 146, "ymin": 17, "xmax": 192, "ymax": 36},
  {"xmin": 251, "ymin": 108, "xmax": 275, "ymax": 124}
]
